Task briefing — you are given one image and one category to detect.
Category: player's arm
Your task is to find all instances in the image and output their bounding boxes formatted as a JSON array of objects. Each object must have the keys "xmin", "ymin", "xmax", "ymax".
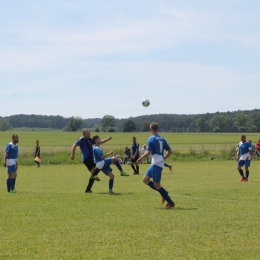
[
  {"xmin": 100, "ymin": 151, "xmax": 114, "ymax": 159},
  {"xmin": 3, "ymin": 152, "xmax": 8, "ymax": 167},
  {"xmin": 70, "ymin": 143, "xmax": 78, "ymax": 160},
  {"xmin": 100, "ymin": 136, "xmax": 112, "ymax": 144},
  {"xmin": 164, "ymin": 149, "xmax": 172, "ymax": 160}
]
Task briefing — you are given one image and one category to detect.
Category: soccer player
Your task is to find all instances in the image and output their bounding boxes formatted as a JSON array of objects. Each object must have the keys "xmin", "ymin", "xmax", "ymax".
[
  {"xmin": 130, "ymin": 137, "xmax": 140, "ymax": 174},
  {"xmin": 92, "ymin": 135, "xmax": 122, "ymax": 194},
  {"xmin": 34, "ymin": 140, "xmax": 41, "ymax": 167},
  {"xmin": 3, "ymin": 134, "xmax": 19, "ymax": 193},
  {"xmin": 137, "ymin": 122, "xmax": 175, "ymax": 209},
  {"xmin": 236, "ymin": 134, "xmax": 253, "ymax": 182},
  {"xmin": 71, "ymin": 129, "xmax": 111, "ymax": 193}
]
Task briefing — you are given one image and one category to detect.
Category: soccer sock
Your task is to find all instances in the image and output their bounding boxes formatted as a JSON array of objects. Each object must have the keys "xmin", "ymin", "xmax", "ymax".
[
  {"xmin": 131, "ymin": 165, "xmax": 136, "ymax": 172},
  {"xmin": 86, "ymin": 177, "xmax": 95, "ymax": 191},
  {"xmin": 92, "ymin": 168, "xmax": 100, "ymax": 176},
  {"xmin": 6, "ymin": 179, "xmax": 11, "ymax": 192},
  {"xmin": 158, "ymin": 187, "xmax": 173, "ymax": 204},
  {"xmin": 246, "ymin": 171, "xmax": 249, "ymax": 179},
  {"xmin": 114, "ymin": 160, "xmax": 123, "ymax": 172},
  {"xmin": 109, "ymin": 179, "xmax": 114, "ymax": 190},
  {"xmin": 11, "ymin": 178, "xmax": 16, "ymax": 190},
  {"xmin": 148, "ymin": 181, "xmax": 157, "ymax": 191},
  {"xmin": 164, "ymin": 163, "xmax": 169, "ymax": 167},
  {"xmin": 136, "ymin": 165, "xmax": 139, "ymax": 173},
  {"xmin": 239, "ymin": 169, "xmax": 244, "ymax": 177}
]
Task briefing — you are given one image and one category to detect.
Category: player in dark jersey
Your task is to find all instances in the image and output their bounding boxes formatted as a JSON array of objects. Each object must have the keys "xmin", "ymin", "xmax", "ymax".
[
  {"xmin": 71, "ymin": 129, "xmax": 112, "ymax": 193},
  {"xmin": 130, "ymin": 137, "xmax": 140, "ymax": 175}
]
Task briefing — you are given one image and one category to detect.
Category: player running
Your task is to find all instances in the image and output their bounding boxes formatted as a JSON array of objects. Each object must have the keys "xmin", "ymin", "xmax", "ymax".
[{"xmin": 137, "ymin": 122, "xmax": 175, "ymax": 209}]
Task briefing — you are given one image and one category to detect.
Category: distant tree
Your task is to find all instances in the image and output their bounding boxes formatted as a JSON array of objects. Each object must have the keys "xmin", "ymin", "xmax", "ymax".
[
  {"xmin": 140, "ymin": 122, "xmax": 150, "ymax": 132},
  {"xmin": 0, "ymin": 119, "xmax": 12, "ymax": 131},
  {"xmin": 196, "ymin": 116, "xmax": 207, "ymax": 132},
  {"xmin": 64, "ymin": 116, "xmax": 83, "ymax": 131},
  {"xmin": 101, "ymin": 115, "xmax": 116, "ymax": 132},
  {"xmin": 121, "ymin": 118, "xmax": 136, "ymax": 132},
  {"xmin": 233, "ymin": 112, "xmax": 248, "ymax": 132},
  {"xmin": 95, "ymin": 128, "xmax": 100, "ymax": 132},
  {"xmin": 209, "ymin": 115, "xmax": 230, "ymax": 132}
]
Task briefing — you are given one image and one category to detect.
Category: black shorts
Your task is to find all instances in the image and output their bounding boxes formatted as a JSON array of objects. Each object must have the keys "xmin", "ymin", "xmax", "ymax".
[
  {"xmin": 83, "ymin": 156, "xmax": 96, "ymax": 171},
  {"xmin": 131, "ymin": 157, "xmax": 139, "ymax": 163}
]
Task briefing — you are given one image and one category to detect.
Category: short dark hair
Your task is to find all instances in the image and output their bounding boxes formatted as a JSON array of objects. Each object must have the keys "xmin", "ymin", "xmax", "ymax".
[
  {"xmin": 12, "ymin": 134, "xmax": 18, "ymax": 139},
  {"xmin": 92, "ymin": 135, "xmax": 99, "ymax": 144},
  {"xmin": 150, "ymin": 122, "xmax": 158, "ymax": 132}
]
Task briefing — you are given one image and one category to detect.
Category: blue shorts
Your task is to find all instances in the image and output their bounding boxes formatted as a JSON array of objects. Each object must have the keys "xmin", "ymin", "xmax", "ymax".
[
  {"xmin": 238, "ymin": 160, "xmax": 251, "ymax": 167},
  {"xmin": 101, "ymin": 158, "xmax": 112, "ymax": 175},
  {"xmin": 145, "ymin": 165, "xmax": 163, "ymax": 182},
  {"xmin": 7, "ymin": 165, "xmax": 16, "ymax": 174}
]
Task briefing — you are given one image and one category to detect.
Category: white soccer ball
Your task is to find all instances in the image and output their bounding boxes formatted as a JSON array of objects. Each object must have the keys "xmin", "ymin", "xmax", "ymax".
[{"xmin": 142, "ymin": 99, "xmax": 150, "ymax": 107}]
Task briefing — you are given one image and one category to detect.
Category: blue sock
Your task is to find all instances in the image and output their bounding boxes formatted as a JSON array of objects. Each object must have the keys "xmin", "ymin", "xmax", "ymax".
[
  {"xmin": 148, "ymin": 181, "xmax": 157, "ymax": 191},
  {"xmin": 158, "ymin": 187, "xmax": 173, "ymax": 204},
  {"xmin": 114, "ymin": 161, "xmax": 123, "ymax": 172},
  {"xmin": 239, "ymin": 169, "xmax": 244, "ymax": 177},
  {"xmin": 109, "ymin": 179, "xmax": 114, "ymax": 190},
  {"xmin": 6, "ymin": 179, "xmax": 11, "ymax": 192},
  {"xmin": 11, "ymin": 178, "xmax": 16, "ymax": 190},
  {"xmin": 246, "ymin": 171, "xmax": 249, "ymax": 179}
]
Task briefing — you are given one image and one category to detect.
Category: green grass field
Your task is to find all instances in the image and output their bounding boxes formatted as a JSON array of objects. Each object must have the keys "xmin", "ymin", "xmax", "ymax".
[{"xmin": 1, "ymin": 161, "xmax": 260, "ymax": 259}]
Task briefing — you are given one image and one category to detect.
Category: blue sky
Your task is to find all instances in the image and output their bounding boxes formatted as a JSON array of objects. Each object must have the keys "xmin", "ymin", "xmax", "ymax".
[{"xmin": 1, "ymin": 0, "xmax": 260, "ymax": 119}]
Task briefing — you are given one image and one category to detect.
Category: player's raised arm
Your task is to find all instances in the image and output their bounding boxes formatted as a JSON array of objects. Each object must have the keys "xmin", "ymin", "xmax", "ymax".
[{"xmin": 100, "ymin": 136, "xmax": 112, "ymax": 144}]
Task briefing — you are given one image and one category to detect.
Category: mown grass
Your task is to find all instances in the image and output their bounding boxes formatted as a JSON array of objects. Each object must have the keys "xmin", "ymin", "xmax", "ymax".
[{"xmin": 1, "ymin": 161, "xmax": 260, "ymax": 259}]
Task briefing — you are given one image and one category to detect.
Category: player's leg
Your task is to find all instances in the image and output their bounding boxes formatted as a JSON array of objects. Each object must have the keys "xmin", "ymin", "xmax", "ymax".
[
  {"xmin": 6, "ymin": 172, "xmax": 12, "ymax": 193},
  {"xmin": 237, "ymin": 160, "xmax": 246, "ymax": 181},
  {"xmin": 130, "ymin": 159, "xmax": 137, "ymax": 174},
  {"xmin": 244, "ymin": 161, "xmax": 251, "ymax": 181},
  {"xmin": 112, "ymin": 157, "xmax": 129, "ymax": 176},
  {"xmin": 10, "ymin": 171, "xmax": 17, "ymax": 192},
  {"xmin": 135, "ymin": 159, "xmax": 139, "ymax": 174},
  {"xmin": 84, "ymin": 157, "xmax": 99, "ymax": 193},
  {"xmin": 152, "ymin": 165, "xmax": 175, "ymax": 208},
  {"xmin": 107, "ymin": 171, "xmax": 115, "ymax": 194},
  {"xmin": 164, "ymin": 163, "xmax": 172, "ymax": 171}
]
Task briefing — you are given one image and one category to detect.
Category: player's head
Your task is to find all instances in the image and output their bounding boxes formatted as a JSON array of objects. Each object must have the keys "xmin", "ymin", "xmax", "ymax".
[
  {"xmin": 125, "ymin": 146, "xmax": 128, "ymax": 149},
  {"xmin": 143, "ymin": 144, "xmax": 146, "ymax": 148},
  {"xmin": 92, "ymin": 135, "xmax": 100, "ymax": 145},
  {"xmin": 132, "ymin": 137, "xmax": 136, "ymax": 143},
  {"xmin": 240, "ymin": 134, "xmax": 246, "ymax": 143},
  {"xmin": 83, "ymin": 129, "xmax": 91, "ymax": 138},
  {"xmin": 150, "ymin": 122, "xmax": 158, "ymax": 134},
  {"xmin": 36, "ymin": 140, "xmax": 39, "ymax": 144},
  {"xmin": 12, "ymin": 134, "xmax": 19, "ymax": 144}
]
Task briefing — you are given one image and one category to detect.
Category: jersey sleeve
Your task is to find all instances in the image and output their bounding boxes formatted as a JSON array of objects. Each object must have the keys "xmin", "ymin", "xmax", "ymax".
[
  {"xmin": 163, "ymin": 139, "xmax": 171, "ymax": 151},
  {"xmin": 5, "ymin": 144, "xmax": 11, "ymax": 153}
]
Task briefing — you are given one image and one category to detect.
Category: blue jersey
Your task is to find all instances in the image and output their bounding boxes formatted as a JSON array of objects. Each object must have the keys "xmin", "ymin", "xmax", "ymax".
[
  {"xmin": 75, "ymin": 137, "xmax": 93, "ymax": 161},
  {"xmin": 5, "ymin": 142, "xmax": 18, "ymax": 166},
  {"xmin": 132, "ymin": 142, "xmax": 140, "ymax": 157},
  {"xmin": 238, "ymin": 141, "xmax": 252, "ymax": 160},
  {"xmin": 147, "ymin": 134, "xmax": 171, "ymax": 168},
  {"xmin": 93, "ymin": 146, "xmax": 103, "ymax": 163}
]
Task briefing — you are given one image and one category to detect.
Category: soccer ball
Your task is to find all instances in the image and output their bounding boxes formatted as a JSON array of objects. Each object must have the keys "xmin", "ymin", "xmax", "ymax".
[{"xmin": 142, "ymin": 99, "xmax": 150, "ymax": 107}]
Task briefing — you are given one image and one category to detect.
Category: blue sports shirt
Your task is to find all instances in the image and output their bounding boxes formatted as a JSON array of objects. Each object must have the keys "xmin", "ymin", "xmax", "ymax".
[
  {"xmin": 147, "ymin": 134, "xmax": 171, "ymax": 168},
  {"xmin": 5, "ymin": 142, "xmax": 19, "ymax": 166},
  {"xmin": 238, "ymin": 141, "xmax": 252, "ymax": 160},
  {"xmin": 93, "ymin": 146, "xmax": 103, "ymax": 163},
  {"xmin": 132, "ymin": 142, "xmax": 140, "ymax": 157},
  {"xmin": 75, "ymin": 137, "xmax": 93, "ymax": 161}
]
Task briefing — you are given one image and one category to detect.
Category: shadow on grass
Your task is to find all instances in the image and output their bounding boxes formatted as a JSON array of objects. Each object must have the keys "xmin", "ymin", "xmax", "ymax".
[
  {"xmin": 96, "ymin": 192, "xmax": 134, "ymax": 196},
  {"xmin": 157, "ymin": 207, "xmax": 198, "ymax": 211}
]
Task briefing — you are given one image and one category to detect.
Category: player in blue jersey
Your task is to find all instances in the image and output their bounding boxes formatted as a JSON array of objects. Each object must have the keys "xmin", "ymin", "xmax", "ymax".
[
  {"xmin": 130, "ymin": 137, "xmax": 140, "ymax": 175},
  {"xmin": 71, "ymin": 129, "xmax": 112, "ymax": 193},
  {"xmin": 3, "ymin": 134, "xmax": 19, "ymax": 193},
  {"xmin": 236, "ymin": 134, "xmax": 253, "ymax": 182},
  {"xmin": 137, "ymin": 122, "xmax": 175, "ymax": 209},
  {"xmin": 92, "ymin": 135, "xmax": 128, "ymax": 194}
]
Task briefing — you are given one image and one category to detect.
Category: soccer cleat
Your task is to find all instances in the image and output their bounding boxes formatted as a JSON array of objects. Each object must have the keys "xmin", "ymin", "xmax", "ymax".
[
  {"xmin": 166, "ymin": 202, "xmax": 175, "ymax": 209},
  {"xmin": 133, "ymin": 171, "xmax": 138, "ymax": 175},
  {"xmin": 109, "ymin": 190, "xmax": 116, "ymax": 195},
  {"xmin": 120, "ymin": 171, "xmax": 130, "ymax": 176},
  {"xmin": 85, "ymin": 190, "xmax": 92, "ymax": 193},
  {"xmin": 10, "ymin": 189, "xmax": 17, "ymax": 193},
  {"xmin": 243, "ymin": 178, "xmax": 248, "ymax": 182},
  {"xmin": 169, "ymin": 166, "xmax": 172, "ymax": 172},
  {"xmin": 239, "ymin": 177, "xmax": 247, "ymax": 182}
]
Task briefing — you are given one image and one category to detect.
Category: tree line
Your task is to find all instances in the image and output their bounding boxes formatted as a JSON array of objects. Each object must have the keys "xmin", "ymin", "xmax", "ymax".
[{"xmin": 1, "ymin": 109, "xmax": 260, "ymax": 132}]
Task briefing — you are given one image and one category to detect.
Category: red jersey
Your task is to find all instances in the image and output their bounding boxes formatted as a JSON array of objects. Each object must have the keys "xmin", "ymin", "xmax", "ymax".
[{"xmin": 255, "ymin": 142, "xmax": 260, "ymax": 151}]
